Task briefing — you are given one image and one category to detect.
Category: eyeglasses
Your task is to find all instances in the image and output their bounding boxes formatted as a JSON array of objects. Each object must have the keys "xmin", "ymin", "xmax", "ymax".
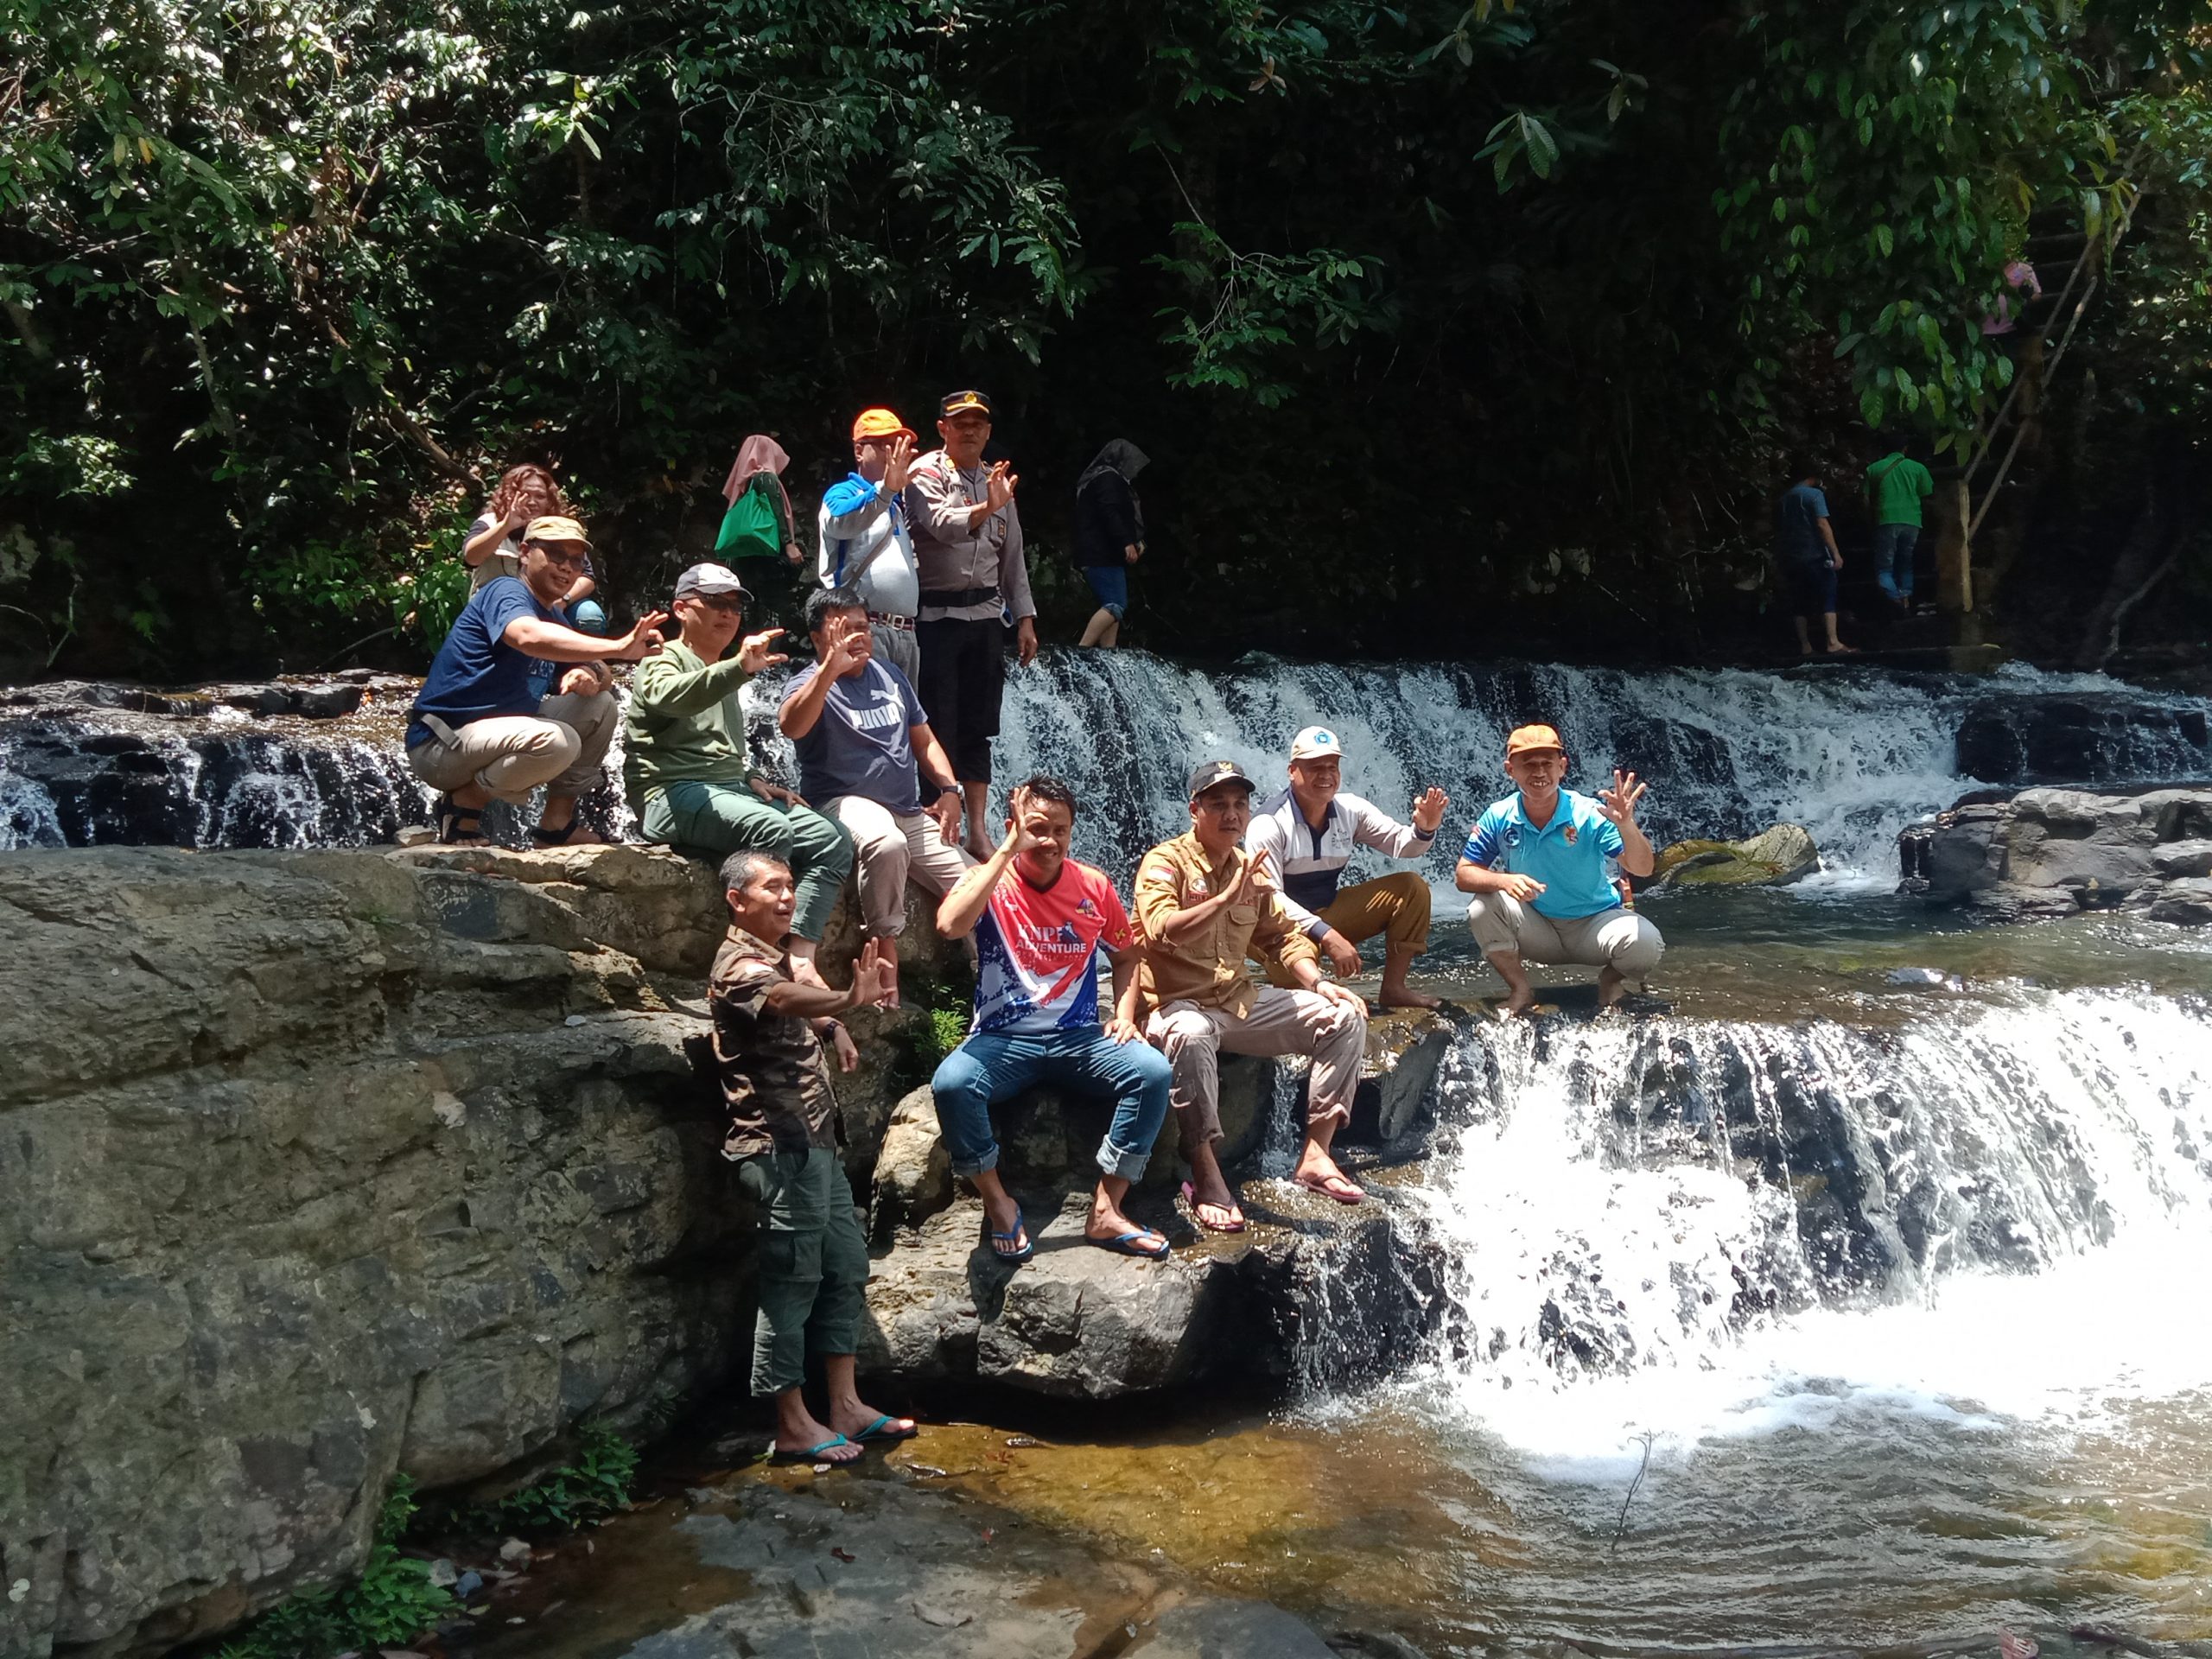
[{"xmin": 528, "ymin": 543, "xmax": 589, "ymax": 568}]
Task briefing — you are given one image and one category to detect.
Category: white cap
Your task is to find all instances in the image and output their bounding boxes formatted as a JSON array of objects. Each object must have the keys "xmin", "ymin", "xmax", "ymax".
[
  {"xmin": 674, "ymin": 562, "xmax": 753, "ymax": 601},
  {"xmin": 1289, "ymin": 725, "xmax": 1344, "ymax": 761}
]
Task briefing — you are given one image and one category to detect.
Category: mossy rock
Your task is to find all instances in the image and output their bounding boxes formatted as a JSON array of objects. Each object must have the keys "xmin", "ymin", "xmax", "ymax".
[{"xmin": 1651, "ymin": 823, "xmax": 1819, "ymax": 887}]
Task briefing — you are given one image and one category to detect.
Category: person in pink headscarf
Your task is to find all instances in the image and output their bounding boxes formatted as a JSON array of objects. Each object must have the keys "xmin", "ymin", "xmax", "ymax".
[{"xmin": 717, "ymin": 435, "xmax": 805, "ymax": 566}]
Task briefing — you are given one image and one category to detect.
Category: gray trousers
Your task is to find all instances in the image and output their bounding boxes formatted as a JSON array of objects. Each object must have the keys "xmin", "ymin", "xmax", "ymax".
[
  {"xmin": 1465, "ymin": 893, "xmax": 1665, "ymax": 976},
  {"xmin": 407, "ymin": 690, "xmax": 617, "ymax": 801},
  {"xmin": 869, "ymin": 620, "xmax": 919, "ymax": 683},
  {"xmin": 734, "ymin": 1147, "xmax": 868, "ymax": 1396}
]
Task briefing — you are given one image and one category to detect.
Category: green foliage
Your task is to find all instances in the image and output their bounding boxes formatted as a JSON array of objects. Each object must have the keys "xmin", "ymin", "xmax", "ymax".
[
  {"xmin": 2, "ymin": 0, "xmax": 2208, "ymax": 671},
  {"xmin": 924, "ymin": 1004, "xmax": 970, "ymax": 1068},
  {"xmin": 459, "ymin": 1421, "xmax": 640, "ymax": 1533},
  {"xmin": 1714, "ymin": 0, "xmax": 2209, "ymax": 451},
  {"xmin": 213, "ymin": 1477, "xmax": 454, "ymax": 1659}
]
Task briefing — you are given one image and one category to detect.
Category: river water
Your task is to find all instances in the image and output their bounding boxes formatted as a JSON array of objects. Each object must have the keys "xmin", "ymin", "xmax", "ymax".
[{"xmin": 6, "ymin": 652, "xmax": 2211, "ymax": 1654}]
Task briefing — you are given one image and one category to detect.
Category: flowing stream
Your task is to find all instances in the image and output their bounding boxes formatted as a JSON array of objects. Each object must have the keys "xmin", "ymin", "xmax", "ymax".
[{"xmin": 6, "ymin": 651, "xmax": 2212, "ymax": 1652}]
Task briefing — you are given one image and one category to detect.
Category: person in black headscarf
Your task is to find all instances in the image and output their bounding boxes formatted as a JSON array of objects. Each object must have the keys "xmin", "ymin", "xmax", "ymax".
[{"xmin": 1072, "ymin": 440, "xmax": 1148, "ymax": 648}]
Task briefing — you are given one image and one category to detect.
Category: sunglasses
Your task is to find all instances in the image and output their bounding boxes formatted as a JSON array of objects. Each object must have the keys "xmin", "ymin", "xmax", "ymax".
[{"xmin": 528, "ymin": 543, "xmax": 589, "ymax": 568}]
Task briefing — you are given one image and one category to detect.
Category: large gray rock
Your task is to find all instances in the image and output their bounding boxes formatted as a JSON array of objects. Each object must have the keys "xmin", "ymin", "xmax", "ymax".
[
  {"xmin": 1897, "ymin": 784, "xmax": 2212, "ymax": 921},
  {"xmin": 860, "ymin": 1183, "xmax": 1442, "ymax": 1400},
  {"xmin": 0, "ymin": 845, "xmax": 926, "ymax": 1659}
]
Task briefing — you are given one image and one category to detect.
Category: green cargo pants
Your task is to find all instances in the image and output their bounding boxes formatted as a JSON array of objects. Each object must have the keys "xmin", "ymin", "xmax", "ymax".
[
  {"xmin": 641, "ymin": 780, "xmax": 854, "ymax": 944},
  {"xmin": 734, "ymin": 1146, "xmax": 869, "ymax": 1396}
]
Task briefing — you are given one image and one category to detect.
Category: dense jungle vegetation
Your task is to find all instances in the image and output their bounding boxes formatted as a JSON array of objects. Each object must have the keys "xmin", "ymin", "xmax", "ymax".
[{"xmin": 3, "ymin": 0, "xmax": 2209, "ymax": 677}]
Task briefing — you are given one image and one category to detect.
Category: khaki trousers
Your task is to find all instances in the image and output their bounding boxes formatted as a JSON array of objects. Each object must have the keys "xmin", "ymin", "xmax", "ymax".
[
  {"xmin": 1262, "ymin": 871, "xmax": 1431, "ymax": 986},
  {"xmin": 824, "ymin": 793, "xmax": 974, "ymax": 938},
  {"xmin": 406, "ymin": 690, "xmax": 618, "ymax": 801},
  {"xmin": 1146, "ymin": 985, "xmax": 1367, "ymax": 1146},
  {"xmin": 1465, "ymin": 893, "xmax": 1665, "ymax": 977}
]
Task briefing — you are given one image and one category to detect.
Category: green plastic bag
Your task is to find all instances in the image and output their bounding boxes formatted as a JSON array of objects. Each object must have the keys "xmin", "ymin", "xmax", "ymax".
[{"xmin": 715, "ymin": 474, "xmax": 791, "ymax": 560}]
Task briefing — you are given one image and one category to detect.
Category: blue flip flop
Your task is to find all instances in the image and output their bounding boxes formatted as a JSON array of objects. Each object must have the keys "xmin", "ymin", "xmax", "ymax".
[
  {"xmin": 984, "ymin": 1205, "xmax": 1035, "ymax": 1263},
  {"xmin": 851, "ymin": 1413, "xmax": 918, "ymax": 1443},
  {"xmin": 1088, "ymin": 1229, "xmax": 1171, "ymax": 1261},
  {"xmin": 769, "ymin": 1433, "xmax": 857, "ymax": 1465}
]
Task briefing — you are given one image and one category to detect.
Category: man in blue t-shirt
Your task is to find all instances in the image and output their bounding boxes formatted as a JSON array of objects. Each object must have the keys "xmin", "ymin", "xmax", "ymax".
[
  {"xmin": 406, "ymin": 515, "xmax": 667, "ymax": 844},
  {"xmin": 1775, "ymin": 463, "xmax": 1853, "ymax": 657},
  {"xmin": 1455, "ymin": 723, "xmax": 1664, "ymax": 1016},
  {"xmin": 777, "ymin": 584, "xmax": 972, "ymax": 1007}
]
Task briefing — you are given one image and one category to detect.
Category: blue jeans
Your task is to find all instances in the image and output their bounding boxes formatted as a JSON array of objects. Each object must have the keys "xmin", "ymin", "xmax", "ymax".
[
  {"xmin": 931, "ymin": 1024, "xmax": 1172, "ymax": 1183},
  {"xmin": 1083, "ymin": 563, "xmax": 1128, "ymax": 620},
  {"xmin": 1873, "ymin": 524, "xmax": 1919, "ymax": 604}
]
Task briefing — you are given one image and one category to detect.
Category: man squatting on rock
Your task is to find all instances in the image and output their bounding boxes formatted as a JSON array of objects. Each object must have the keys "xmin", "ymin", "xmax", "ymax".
[
  {"xmin": 905, "ymin": 389, "xmax": 1039, "ymax": 855},
  {"xmin": 930, "ymin": 776, "xmax": 1175, "ymax": 1264},
  {"xmin": 1137, "ymin": 760, "xmax": 1372, "ymax": 1234},
  {"xmin": 1244, "ymin": 724, "xmax": 1451, "ymax": 1011},
  {"xmin": 777, "ymin": 585, "xmax": 975, "ymax": 1009},
  {"xmin": 623, "ymin": 563, "xmax": 853, "ymax": 983},
  {"xmin": 817, "ymin": 406, "xmax": 923, "ymax": 683},
  {"xmin": 406, "ymin": 514, "xmax": 668, "ymax": 846},
  {"xmin": 710, "ymin": 849, "xmax": 914, "ymax": 1465},
  {"xmin": 1457, "ymin": 723, "xmax": 1663, "ymax": 1016}
]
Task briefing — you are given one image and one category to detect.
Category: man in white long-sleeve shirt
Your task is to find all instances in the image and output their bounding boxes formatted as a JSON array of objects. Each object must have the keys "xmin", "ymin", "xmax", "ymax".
[
  {"xmin": 905, "ymin": 388, "xmax": 1039, "ymax": 854},
  {"xmin": 817, "ymin": 406, "xmax": 923, "ymax": 681},
  {"xmin": 1244, "ymin": 726, "xmax": 1450, "ymax": 1010}
]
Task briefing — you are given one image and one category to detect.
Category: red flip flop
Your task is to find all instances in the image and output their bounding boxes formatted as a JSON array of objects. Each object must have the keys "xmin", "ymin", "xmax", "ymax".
[
  {"xmin": 1179, "ymin": 1180, "xmax": 1245, "ymax": 1234},
  {"xmin": 1294, "ymin": 1171, "xmax": 1367, "ymax": 1205}
]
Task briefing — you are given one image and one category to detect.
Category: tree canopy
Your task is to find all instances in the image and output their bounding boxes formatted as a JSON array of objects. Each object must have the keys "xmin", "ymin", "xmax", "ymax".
[{"xmin": 3, "ymin": 0, "xmax": 2207, "ymax": 674}]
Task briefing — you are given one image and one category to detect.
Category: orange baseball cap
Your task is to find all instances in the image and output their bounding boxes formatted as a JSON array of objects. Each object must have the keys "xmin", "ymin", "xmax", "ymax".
[
  {"xmin": 1504, "ymin": 723, "xmax": 1566, "ymax": 758},
  {"xmin": 851, "ymin": 407, "xmax": 915, "ymax": 443}
]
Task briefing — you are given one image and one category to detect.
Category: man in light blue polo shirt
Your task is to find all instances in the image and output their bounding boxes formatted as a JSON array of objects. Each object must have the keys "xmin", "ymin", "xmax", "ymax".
[{"xmin": 1455, "ymin": 723, "xmax": 1663, "ymax": 1016}]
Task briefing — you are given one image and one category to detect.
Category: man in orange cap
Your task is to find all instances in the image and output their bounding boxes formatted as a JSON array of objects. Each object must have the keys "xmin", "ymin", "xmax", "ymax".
[
  {"xmin": 817, "ymin": 407, "xmax": 923, "ymax": 681},
  {"xmin": 1454, "ymin": 724, "xmax": 1663, "ymax": 1016}
]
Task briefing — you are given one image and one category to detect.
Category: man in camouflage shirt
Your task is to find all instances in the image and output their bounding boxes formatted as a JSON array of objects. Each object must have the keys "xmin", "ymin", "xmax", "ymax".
[{"xmin": 710, "ymin": 849, "xmax": 912, "ymax": 1464}]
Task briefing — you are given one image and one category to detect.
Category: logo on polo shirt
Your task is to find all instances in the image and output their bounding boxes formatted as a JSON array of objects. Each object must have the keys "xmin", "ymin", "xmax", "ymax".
[{"xmin": 1563, "ymin": 823, "xmax": 1580, "ymax": 845}]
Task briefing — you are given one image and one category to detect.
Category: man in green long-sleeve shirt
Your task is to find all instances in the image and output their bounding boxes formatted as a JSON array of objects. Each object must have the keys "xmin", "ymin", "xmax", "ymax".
[{"xmin": 626, "ymin": 563, "xmax": 855, "ymax": 980}]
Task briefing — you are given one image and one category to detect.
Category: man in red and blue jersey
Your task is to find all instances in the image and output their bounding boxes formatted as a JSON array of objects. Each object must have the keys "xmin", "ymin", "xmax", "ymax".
[{"xmin": 930, "ymin": 775, "xmax": 1174, "ymax": 1263}]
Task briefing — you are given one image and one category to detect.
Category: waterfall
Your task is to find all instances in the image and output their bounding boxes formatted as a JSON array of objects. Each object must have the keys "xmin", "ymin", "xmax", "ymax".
[
  {"xmin": 7, "ymin": 652, "xmax": 2209, "ymax": 869},
  {"xmin": 1393, "ymin": 987, "xmax": 2212, "ymax": 1460}
]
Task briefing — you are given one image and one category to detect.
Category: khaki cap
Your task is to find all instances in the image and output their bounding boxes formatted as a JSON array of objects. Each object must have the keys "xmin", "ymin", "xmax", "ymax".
[
  {"xmin": 524, "ymin": 514, "xmax": 590, "ymax": 548},
  {"xmin": 1505, "ymin": 723, "xmax": 1566, "ymax": 758}
]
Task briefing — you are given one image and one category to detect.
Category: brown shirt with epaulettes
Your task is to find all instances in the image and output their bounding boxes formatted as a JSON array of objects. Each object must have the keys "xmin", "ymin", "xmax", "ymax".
[
  {"xmin": 708, "ymin": 925, "xmax": 842, "ymax": 1160},
  {"xmin": 1131, "ymin": 832, "xmax": 1319, "ymax": 1019}
]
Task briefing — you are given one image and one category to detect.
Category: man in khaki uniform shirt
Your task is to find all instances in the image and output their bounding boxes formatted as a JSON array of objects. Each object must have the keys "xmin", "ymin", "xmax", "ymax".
[{"xmin": 1135, "ymin": 759, "xmax": 1371, "ymax": 1234}]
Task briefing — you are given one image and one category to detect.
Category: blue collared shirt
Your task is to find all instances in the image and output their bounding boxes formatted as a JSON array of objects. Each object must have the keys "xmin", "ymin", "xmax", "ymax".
[{"xmin": 1460, "ymin": 789, "xmax": 1624, "ymax": 921}]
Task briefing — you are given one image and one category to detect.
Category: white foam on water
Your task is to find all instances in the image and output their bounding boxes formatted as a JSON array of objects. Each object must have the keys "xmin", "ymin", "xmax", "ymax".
[{"xmin": 1389, "ymin": 988, "xmax": 2212, "ymax": 1475}]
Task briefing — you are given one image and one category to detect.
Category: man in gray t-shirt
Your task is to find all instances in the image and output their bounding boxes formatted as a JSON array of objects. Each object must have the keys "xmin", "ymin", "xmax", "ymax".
[{"xmin": 778, "ymin": 587, "xmax": 974, "ymax": 1001}]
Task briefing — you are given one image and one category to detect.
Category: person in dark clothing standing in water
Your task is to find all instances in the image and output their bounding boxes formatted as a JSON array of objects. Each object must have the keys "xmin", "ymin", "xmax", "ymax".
[
  {"xmin": 1776, "ymin": 461, "xmax": 1854, "ymax": 657},
  {"xmin": 1073, "ymin": 440, "xmax": 1148, "ymax": 649}
]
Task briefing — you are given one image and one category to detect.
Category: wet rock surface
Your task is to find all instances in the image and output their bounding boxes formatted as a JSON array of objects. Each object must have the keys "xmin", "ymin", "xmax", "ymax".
[
  {"xmin": 1955, "ymin": 692, "xmax": 2210, "ymax": 785},
  {"xmin": 461, "ymin": 1464, "xmax": 1355, "ymax": 1659},
  {"xmin": 1897, "ymin": 783, "xmax": 2212, "ymax": 922},
  {"xmin": 1649, "ymin": 822, "xmax": 1820, "ymax": 888}
]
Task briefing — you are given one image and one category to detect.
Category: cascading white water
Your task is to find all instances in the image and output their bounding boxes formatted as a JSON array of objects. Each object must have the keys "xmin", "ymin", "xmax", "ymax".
[
  {"xmin": 972, "ymin": 653, "xmax": 2211, "ymax": 888},
  {"xmin": 9, "ymin": 652, "xmax": 2209, "ymax": 865},
  {"xmin": 1393, "ymin": 987, "xmax": 2212, "ymax": 1466}
]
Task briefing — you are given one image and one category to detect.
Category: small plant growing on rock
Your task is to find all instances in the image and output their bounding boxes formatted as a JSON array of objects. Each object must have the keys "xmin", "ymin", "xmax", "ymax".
[
  {"xmin": 213, "ymin": 1477, "xmax": 454, "ymax": 1659},
  {"xmin": 465, "ymin": 1421, "xmax": 641, "ymax": 1534}
]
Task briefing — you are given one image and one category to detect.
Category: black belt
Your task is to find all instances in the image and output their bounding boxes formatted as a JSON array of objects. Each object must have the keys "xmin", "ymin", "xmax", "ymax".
[{"xmin": 919, "ymin": 587, "xmax": 1000, "ymax": 608}]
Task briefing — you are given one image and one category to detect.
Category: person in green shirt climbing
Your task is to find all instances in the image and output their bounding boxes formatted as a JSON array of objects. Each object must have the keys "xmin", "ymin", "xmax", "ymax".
[
  {"xmin": 625, "ymin": 562, "xmax": 854, "ymax": 982},
  {"xmin": 1865, "ymin": 442, "xmax": 1936, "ymax": 613}
]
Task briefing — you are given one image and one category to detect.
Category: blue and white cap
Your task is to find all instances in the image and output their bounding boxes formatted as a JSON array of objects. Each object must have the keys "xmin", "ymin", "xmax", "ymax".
[{"xmin": 1289, "ymin": 725, "xmax": 1345, "ymax": 761}]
